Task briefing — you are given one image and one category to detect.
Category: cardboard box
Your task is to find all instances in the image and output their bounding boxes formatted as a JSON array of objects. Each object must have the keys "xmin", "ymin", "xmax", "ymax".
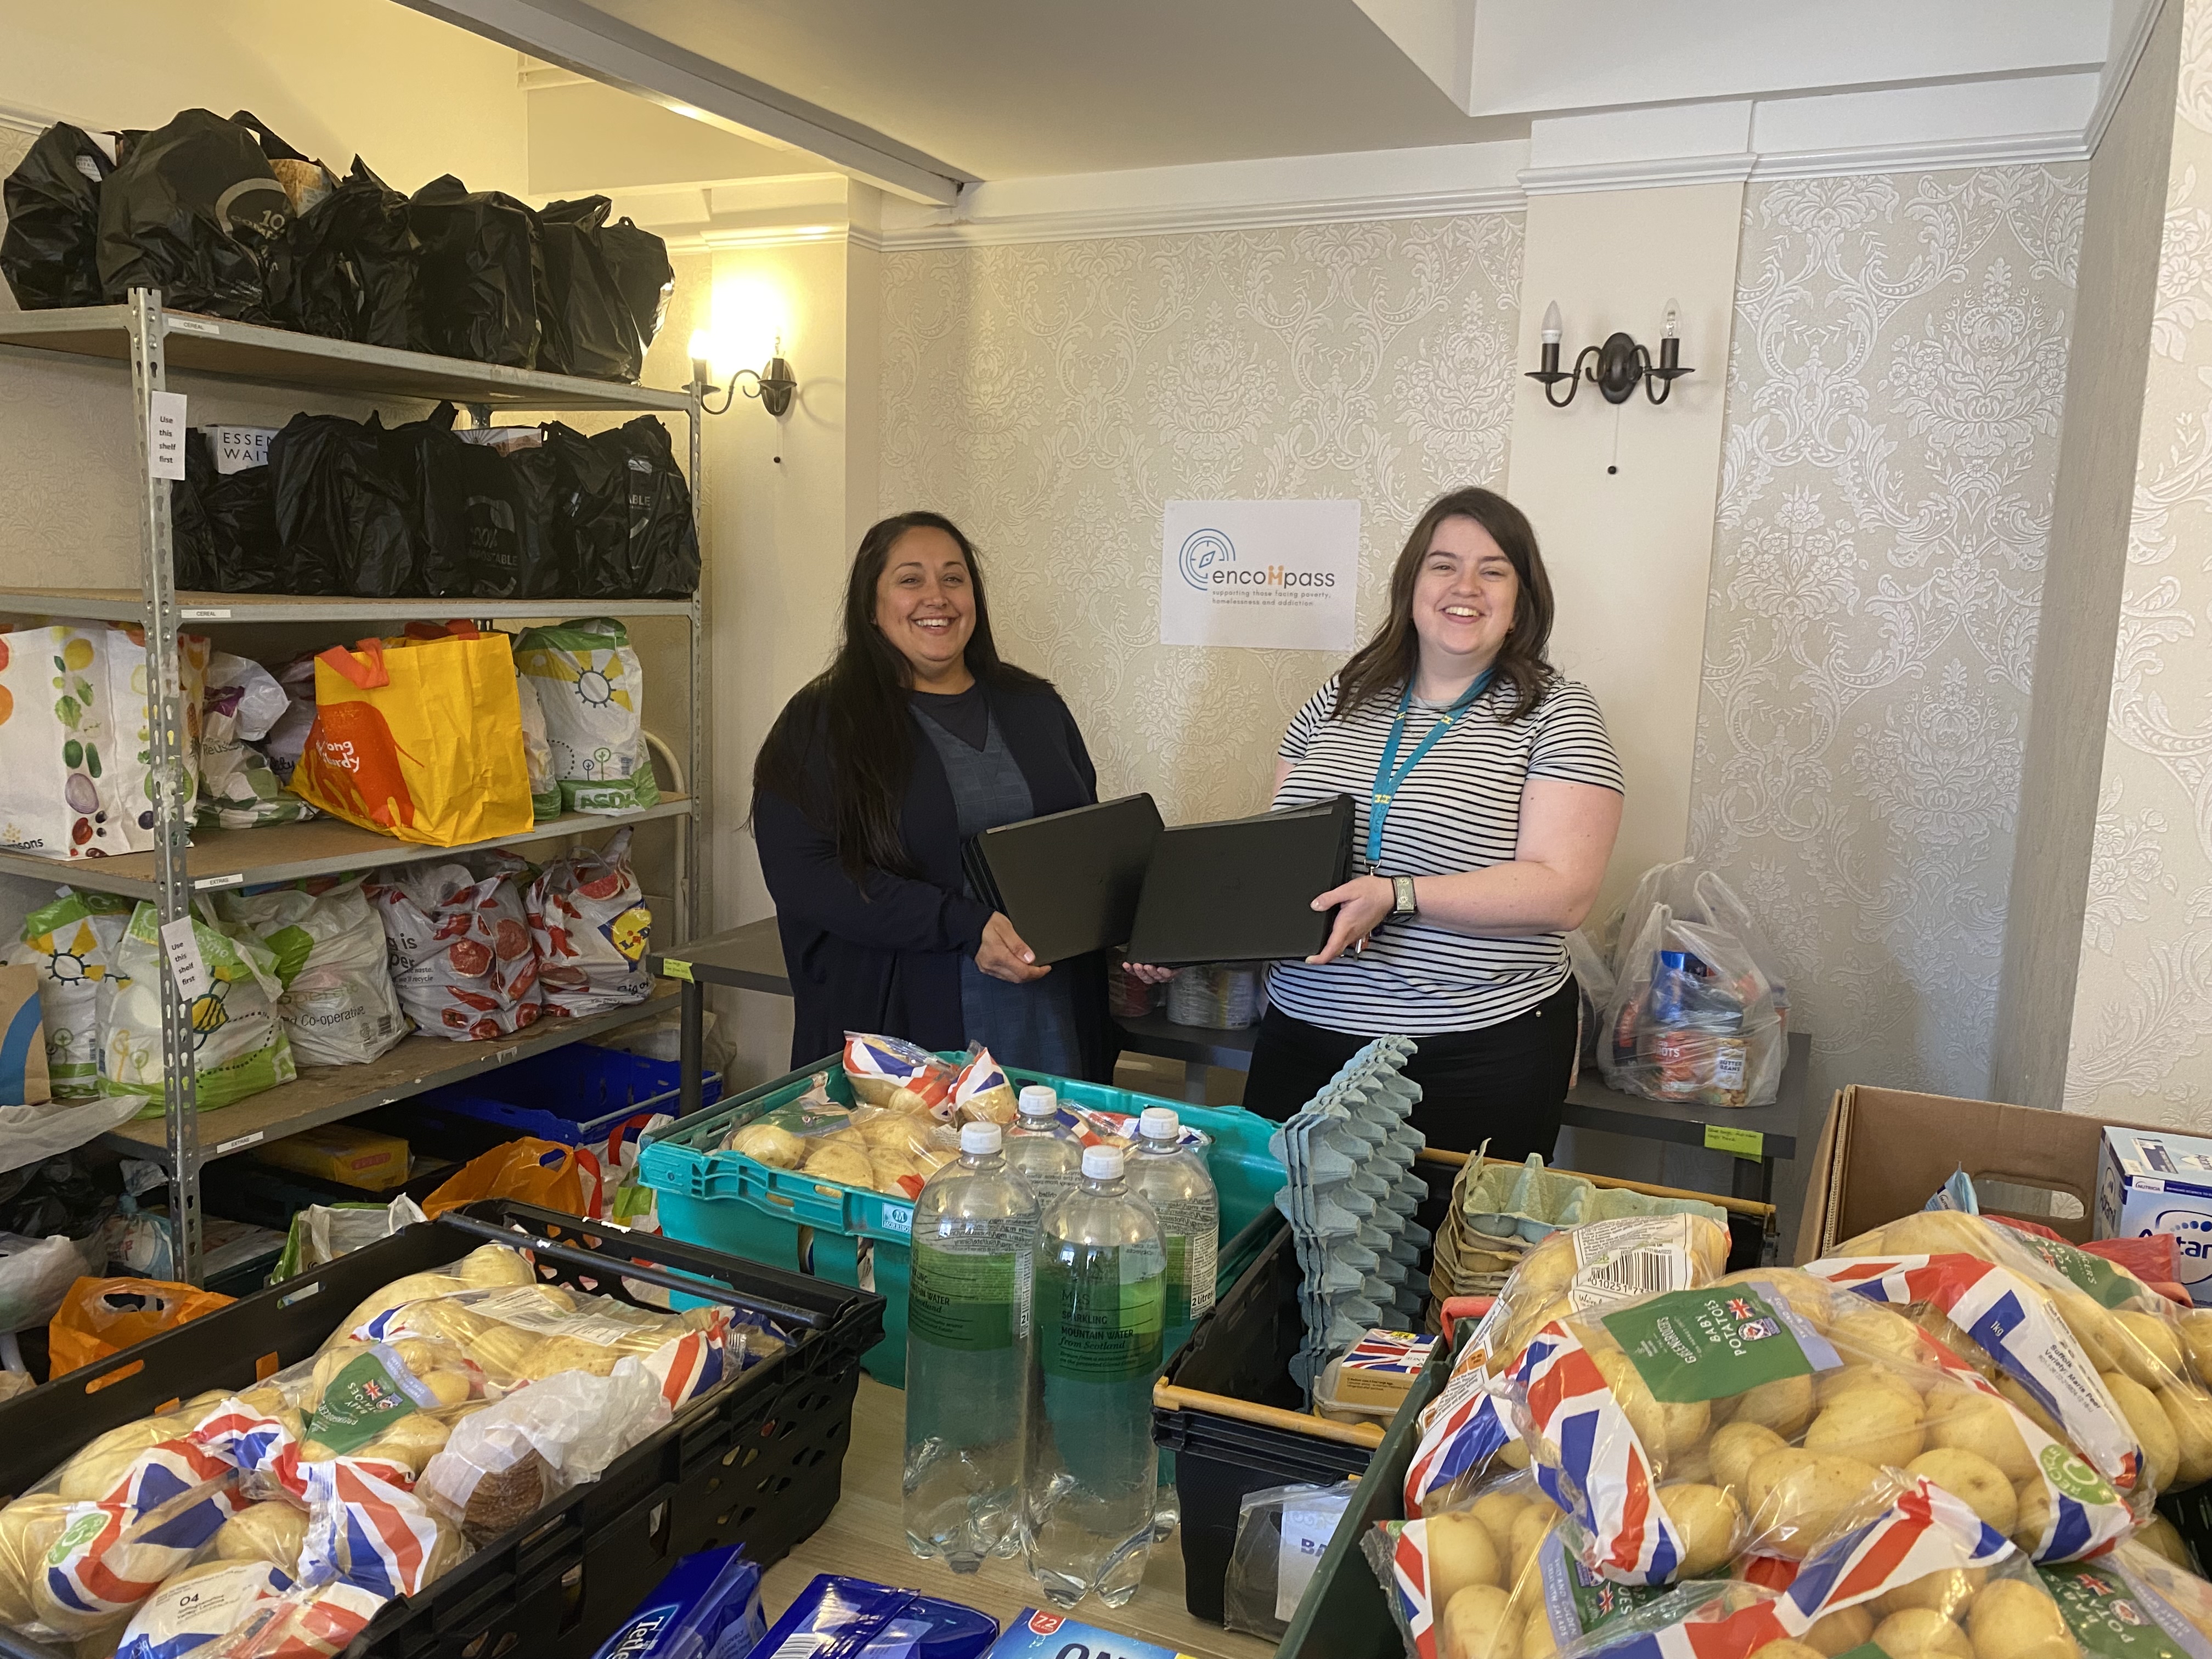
[
  {"xmin": 1793, "ymin": 1085, "xmax": 2174, "ymax": 1264},
  {"xmin": 255, "ymin": 1122, "xmax": 409, "ymax": 1190},
  {"xmin": 2096, "ymin": 1126, "xmax": 2212, "ymax": 1305},
  {"xmin": 1332, "ymin": 1329, "xmax": 1438, "ymax": 1407}
]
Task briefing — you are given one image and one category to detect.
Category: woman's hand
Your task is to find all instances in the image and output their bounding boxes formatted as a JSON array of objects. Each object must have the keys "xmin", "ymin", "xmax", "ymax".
[
  {"xmin": 977, "ymin": 912, "xmax": 1051, "ymax": 984},
  {"xmin": 1306, "ymin": 874, "xmax": 1395, "ymax": 965},
  {"xmin": 1121, "ymin": 961, "xmax": 1177, "ymax": 985}
]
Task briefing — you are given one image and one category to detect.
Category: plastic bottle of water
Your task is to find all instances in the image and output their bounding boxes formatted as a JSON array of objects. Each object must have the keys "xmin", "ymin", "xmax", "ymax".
[
  {"xmin": 1127, "ymin": 1107, "xmax": 1220, "ymax": 1360},
  {"xmin": 1026, "ymin": 1144, "xmax": 1166, "ymax": 1609},
  {"xmin": 904, "ymin": 1121, "xmax": 1040, "ymax": 1571},
  {"xmin": 1004, "ymin": 1085, "xmax": 1082, "ymax": 1209}
]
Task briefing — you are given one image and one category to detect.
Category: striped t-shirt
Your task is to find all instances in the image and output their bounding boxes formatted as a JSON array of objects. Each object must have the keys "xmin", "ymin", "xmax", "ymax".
[{"xmin": 1265, "ymin": 673, "xmax": 1623, "ymax": 1036}]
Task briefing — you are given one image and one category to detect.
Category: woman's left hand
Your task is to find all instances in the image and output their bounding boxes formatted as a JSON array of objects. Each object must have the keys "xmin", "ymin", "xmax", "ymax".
[{"xmin": 1306, "ymin": 874, "xmax": 1394, "ymax": 965}]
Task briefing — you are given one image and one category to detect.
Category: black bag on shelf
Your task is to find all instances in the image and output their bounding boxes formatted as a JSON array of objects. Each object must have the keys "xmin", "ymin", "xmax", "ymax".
[
  {"xmin": 270, "ymin": 410, "xmax": 422, "ymax": 595},
  {"xmin": 97, "ymin": 108, "xmax": 293, "ymax": 319},
  {"xmin": 537, "ymin": 196, "xmax": 639, "ymax": 382},
  {"xmin": 544, "ymin": 419, "xmax": 631, "ymax": 598},
  {"xmin": 601, "ymin": 215, "xmax": 674, "ymax": 369},
  {"xmin": 203, "ymin": 456, "xmax": 283, "ymax": 594},
  {"xmin": 508, "ymin": 432, "xmax": 574, "ymax": 599},
  {"xmin": 407, "ymin": 174, "xmax": 543, "ymax": 367},
  {"xmin": 172, "ymin": 431, "xmax": 216, "ymax": 589},
  {"xmin": 384, "ymin": 402, "xmax": 526, "ymax": 599},
  {"xmin": 227, "ymin": 110, "xmax": 336, "ymax": 217},
  {"xmin": 1, "ymin": 122, "xmax": 116, "ymax": 310},
  {"xmin": 283, "ymin": 157, "xmax": 421, "ymax": 348},
  {"xmin": 592, "ymin": 416, "xmax": 699, "ymax": 597}
]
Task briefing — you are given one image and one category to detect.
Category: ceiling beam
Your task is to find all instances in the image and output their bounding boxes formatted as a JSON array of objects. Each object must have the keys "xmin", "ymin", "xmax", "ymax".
[{"xmin": 391, "ymin": 0, "xmax": 975, "ymax": 204}]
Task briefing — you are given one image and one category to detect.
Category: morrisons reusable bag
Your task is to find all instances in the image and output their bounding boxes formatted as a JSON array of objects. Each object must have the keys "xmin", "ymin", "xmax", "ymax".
[
  {"xmin": 3, "ymin": 887, "xmax": 133, "ymax": 1098},
  {"xmin": 287, "ymin": 623, "xmax": 532, "ymax": 847},
  {"xmin": 0, "ymin": 622, "xmax": 121, "ymax": 859},
  {"xmin": 513, "ymin": 618, "xmax": 659, "ymax": 813},
  {"xmin": 100, "ymin": 902, "xmax": 296, "ymax": 1116}
]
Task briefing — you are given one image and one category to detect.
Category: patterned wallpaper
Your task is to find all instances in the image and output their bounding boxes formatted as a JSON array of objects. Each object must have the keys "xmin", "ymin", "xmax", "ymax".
[
  {"xmin": 1688, "ymin": 167, "xmax": 2086, "ymax": 1106},
  {"xmin": 878, "ymin": 217, "xmax": 1524, "ymax": 820},
  {"xmin": 2066, "ymin": 0, "xmax": 2212, "ymax": 1119}
]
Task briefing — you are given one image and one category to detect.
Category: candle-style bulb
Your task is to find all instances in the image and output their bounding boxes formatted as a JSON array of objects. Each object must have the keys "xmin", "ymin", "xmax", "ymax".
[
  {"xmin": 1661, "ymin": 300, "xmax": 1680, "ymax": 340},
  {"xmin": 1541, "ymin": 300, "xmax": 1562, "ymax": 345}
]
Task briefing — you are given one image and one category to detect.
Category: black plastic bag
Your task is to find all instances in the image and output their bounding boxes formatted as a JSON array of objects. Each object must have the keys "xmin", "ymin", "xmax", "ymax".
[
  {"xmin": 270, "ymin": 411, "xmax": 421, "ymax": 595},
  {"xmin": 1, "ymin": 122, "xmax": 115, "ymax": 309},
  {"xmin": 601, "ymin": 215, "xmax": 674, "ymax": 369},
  {"xmin": 507, "ymin": 435, "xmax": 573, "ymax": 599},
  {"xmin": 544, "ymin": 419, "xmax": 628, "ymax": 596},
  {"xmin": 97, "ymin": 109, "xmax": 292, "ymax": 318},
  {"xmin": 538, "ymin": 196, "xmax": 639, "ymax": 381},
  {"xmin": 171, "ymin": 431, "xmax": 216, "ymax": 589},
  {"xmin": 283, "ymin": 157, "xmax": 421, "ymax": 348},
  {"xmin": 407, "ymin": 174, "xmax": 543, "ymax": 366},
  {"xmin": 591, "ymin": 416, "xmax": 698, "ymax": 597},
  {"xmin": 227, "ymin": 110, "xmax": 335, "ymax": 217},
  {"xmin": 382, "ymin": 403, "xmax": 526, "ymax": 599},
  {"xmin": 202, "ymin": 458, "xmax": 283, "ymax": 594}
]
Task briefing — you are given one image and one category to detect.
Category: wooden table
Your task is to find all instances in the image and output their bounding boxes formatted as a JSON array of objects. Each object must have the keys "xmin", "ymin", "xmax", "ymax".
[{"xmin": 759, "ymin": 1376, "xmax": 1276, "ymax": 1659}]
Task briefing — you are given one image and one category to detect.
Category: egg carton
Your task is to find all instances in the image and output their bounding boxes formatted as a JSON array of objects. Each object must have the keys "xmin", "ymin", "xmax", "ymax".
[{"xmin": 1462, "ymin": 1150, "xmax": 1728, "ymax": 1242}]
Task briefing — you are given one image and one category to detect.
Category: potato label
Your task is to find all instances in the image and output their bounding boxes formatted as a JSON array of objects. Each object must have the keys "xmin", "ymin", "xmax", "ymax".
[
  {"xmin": 1601, "ymin": 1282, "xmax": 1838, "ymax": 1404},
  {"xmin": 2040, "ymin": 1561, "xmax": 2211, "ymax": 1658},
  {"xmin": 304, "ymin": 1352, "xmax": 420, "ymax": 1456}
]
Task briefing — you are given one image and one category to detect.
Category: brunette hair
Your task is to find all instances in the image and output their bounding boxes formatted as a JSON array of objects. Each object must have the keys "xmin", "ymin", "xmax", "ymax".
[
  {"xmin": 1331, "ymin": 487, "xmax": 1557, "ymax": 723},
  {"xmin": 752, "ymin": 511, "xmax": 1049, "ymax": 882}
]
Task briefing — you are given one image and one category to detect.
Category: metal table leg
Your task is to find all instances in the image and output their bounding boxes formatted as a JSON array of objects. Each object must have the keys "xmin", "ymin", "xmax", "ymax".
[{"xmin": 679, "ymin": 978, "xmax": 705, "ymax": 1117}]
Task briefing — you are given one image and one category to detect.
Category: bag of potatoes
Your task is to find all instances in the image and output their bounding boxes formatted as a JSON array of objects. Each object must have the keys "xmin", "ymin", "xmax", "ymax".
[
  {"xmin": 1818, "ymin": 1207, "xmax": 2212, "ymax": 1502},
  {"xmin": 2044, "ymin": 1534, "xmax": 2212, "ymax": 1650},
  {"xmin": 295, "ymin": 1455, "xmax": 464, "ymax": 1600},
  {"xmin": 1500, "ymin": 1267, "xmax": 2136, "ymax": 1585},
  {"xmin": 196, "ymin": 1578, "xmax": 387, "ymax": 1659},
  {"xmin": 1407, "ymin": 1216, "xmax": 1732, "ymax": 1519},
  {"xmin": 323, "ymin": 1242, "xmax": 538, "ymax": 1348},
  {"xmin": 840, "ymin": 1032, "xmax": 953, "ymax": 1114},
  {"xmin": 116, "ymin": 1559, "xmax": 293, "ymax": 1659}
]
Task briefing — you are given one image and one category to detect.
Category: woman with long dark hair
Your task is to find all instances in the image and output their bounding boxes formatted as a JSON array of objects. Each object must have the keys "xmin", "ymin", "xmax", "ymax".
[
  {"xmin": 753, "ymin": 511, "xmax": 1110, "ymax": 1076},
  {"xmin": 1131, "ymin": 487, "xmax": 1623, "ymax": 1155}
]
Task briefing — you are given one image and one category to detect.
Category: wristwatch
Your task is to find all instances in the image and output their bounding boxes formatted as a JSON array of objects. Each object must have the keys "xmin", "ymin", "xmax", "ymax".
[{"xmin": 1390, "ymin": 874, "xmax": 1419, "ymax": 918}]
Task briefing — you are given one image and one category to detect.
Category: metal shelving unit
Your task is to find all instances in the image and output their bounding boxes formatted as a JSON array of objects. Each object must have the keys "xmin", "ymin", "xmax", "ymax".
[{"xmin": 0, "ymin": 294, "xmax": 707, "ymax": 1283}]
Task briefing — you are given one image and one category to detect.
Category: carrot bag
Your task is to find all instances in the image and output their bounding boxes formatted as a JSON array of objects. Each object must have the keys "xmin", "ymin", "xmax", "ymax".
[{"xmin": 1494, "ymin": 1266, "xmax": 2136, "ymax": 1587}]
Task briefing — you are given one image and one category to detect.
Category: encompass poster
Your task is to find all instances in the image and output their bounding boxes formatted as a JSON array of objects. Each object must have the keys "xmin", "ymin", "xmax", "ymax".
[{"xmin": 1159, "ymin": 499, "xmax": 1361, "ymax": 651}]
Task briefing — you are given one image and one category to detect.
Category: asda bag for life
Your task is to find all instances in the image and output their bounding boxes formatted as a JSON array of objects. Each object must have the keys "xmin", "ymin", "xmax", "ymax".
[
  {"xmin": 288, "ymin": 622, "xmax": 532, "ymax": 847},
  {"xmin": 514, "ymin": 618, "xmax": 659, "ymax": 814},
  {"xmin": 100, "ymin": 901, "xmax": 296, "ymax": 1115}
]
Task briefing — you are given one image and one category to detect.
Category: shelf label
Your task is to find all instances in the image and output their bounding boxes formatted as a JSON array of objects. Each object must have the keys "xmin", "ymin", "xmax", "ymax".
[
  {"xmin": 180, "ymin": 607, "xmax": 233, "ymax": 621},
  {"xmin": 165, "ymin": 315, "xmax": 219, "ymax": 337},
  {"xmin": 1704, "ymin": 1124, "xmax": 1764, "ymax": 1159},
  {"xmin": 194, "ymin": 872, "xmax": 246, "ymax": 889},
  {"xmin": 148, "ymin": 391, "xmax": 188, "ymax": 480},
  {"xmin": 159, "ymin": 914, "xmax": 208, "ymax": 1003},
  {"xmin": 216, "ymin": 1132, "xmax": 265, "ymax": 1156},
  {"xmin": 661, "ymin": 958, "xmax": 693, "ymax": 982}
]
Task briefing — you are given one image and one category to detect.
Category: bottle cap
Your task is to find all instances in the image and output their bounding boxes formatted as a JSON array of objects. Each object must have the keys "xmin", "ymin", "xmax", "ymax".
[
  {"xmin": 1139, "ymin": 1107, "xmax": 1179, "ymax": 1141},
  {"xmin": 960, "ymin": 1122, "xmax": 1002, "ymax": 1155},
  {"xmin": 1082, "ymin": 1145, "xmax": 1125, "ymax": 1180},
  {"xmin": 1018, "ymin": 1085, "xmax": 1058, "ymax": 1119}
]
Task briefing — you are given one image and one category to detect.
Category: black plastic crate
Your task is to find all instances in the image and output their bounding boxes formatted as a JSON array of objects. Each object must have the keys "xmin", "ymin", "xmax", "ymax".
[
  {"xmin": 1152, "ymin": 1214, "xmax": 1395, "ymax": 1624},
  {"xmin": 0, "ymin": 1201, "xmax": 884, "ymax": 1659}
]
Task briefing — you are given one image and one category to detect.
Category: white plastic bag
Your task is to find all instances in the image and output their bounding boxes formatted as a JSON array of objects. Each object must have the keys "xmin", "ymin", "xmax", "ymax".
[
  {"xmin": 100, "ymin": 901, "xmax": 296, "ymax": 1113},
  {"xmin": 198, "ymin": 652, "xmax": 312, "ymax": 830},
  {"xmin": 257, "ymin": 653, "xmax": 317, "ymax": 786},
  {"xmin": 212, "ymin": 877, "xmax": 409, "ymax": 1066},
  {"xmin": 367, "ymin": 862, "xmax": 543, "ymax": 1041},
  {"xmin": 0, "ymin": 1232, "xmax": 104, "ymax": 1333},
  {"xmin": 526, "ymin": 827, "xmax": 652, "ymax": 1018},
  {"xmin": 4, "ymin": 887, "xmax": 134, "ymax": 1098},
  {"xmin": 514, "ymin": 618, "xmax": 659, "ymax": 814},
  {"xmin": 514, "ymin": 672, "xmax": 561, "ymax": 823},
  {"xmin": 275, "ymin": 1194, "xmax": 425, "ymax": 1282}
]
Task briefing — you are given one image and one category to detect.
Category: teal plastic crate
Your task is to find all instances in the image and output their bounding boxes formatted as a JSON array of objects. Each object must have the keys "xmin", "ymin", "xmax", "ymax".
[{"xmin": 638, "ymin": 1052, "xmax": 1288, "ymax": 1384}]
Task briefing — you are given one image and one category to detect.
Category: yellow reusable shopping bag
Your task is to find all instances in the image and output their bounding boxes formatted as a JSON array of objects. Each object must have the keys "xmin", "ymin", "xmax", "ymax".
[{"xmin": 287, "ymin": 622, "xmax": 533, "ymax": 847}]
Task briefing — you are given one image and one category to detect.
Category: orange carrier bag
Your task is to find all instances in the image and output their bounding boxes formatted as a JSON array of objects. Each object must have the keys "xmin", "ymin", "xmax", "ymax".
[
  {"xmin": 287, "ymin": 622, "xmax": 532, "ymax": 847},
  {"xmin": 422, "ymin": 1136, "xmax": 603, "ymax": 1220},
  {"xmin": 48, "ymin": 1276, "xmax": 235, "ymax": 1376}
]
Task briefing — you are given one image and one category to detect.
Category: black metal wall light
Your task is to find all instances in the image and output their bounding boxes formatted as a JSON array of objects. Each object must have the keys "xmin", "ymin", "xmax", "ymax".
[{"xmin": 1527, "ymin": 300, "xmax": 1693, "ymax": 408}]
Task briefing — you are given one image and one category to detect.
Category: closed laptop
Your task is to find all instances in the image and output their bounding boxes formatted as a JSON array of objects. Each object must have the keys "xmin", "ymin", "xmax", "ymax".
[
  {"xmin": 968, "ymin": 793, "xmax": 1165, "ymax": 965},
  {"xmin": 1124, "ymin": 794, "xmax": 1355, "ymax": 967}
]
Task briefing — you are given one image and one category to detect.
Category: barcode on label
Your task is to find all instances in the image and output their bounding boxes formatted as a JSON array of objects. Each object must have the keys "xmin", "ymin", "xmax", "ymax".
[
  {"xmin": 1572, "ymin": 1248, "xmax": 1685, "ymax": 1306},
  {"xmin": 769, "ymin": 1635, "xmax": 830, "ymax": 1659}
]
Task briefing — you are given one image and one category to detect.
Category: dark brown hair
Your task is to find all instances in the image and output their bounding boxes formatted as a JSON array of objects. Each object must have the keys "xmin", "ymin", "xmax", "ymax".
[
  {"xmin": 1333, "ymin": 486, "xmax": 1557, "ymax": 723},
  {"xmin": 752, "ymin": 511, "xmax": 1048, "ymax": 882}
]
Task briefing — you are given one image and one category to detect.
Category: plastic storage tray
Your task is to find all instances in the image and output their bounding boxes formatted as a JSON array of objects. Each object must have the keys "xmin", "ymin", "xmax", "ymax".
[
  {"xmin": 404, "ymin": 1043, "xmax": 724, "ymax": 1148},
  {"xmin": 0, "ymin": 1200, "xmax": 883, "ymax": 1659},
  {"xmin": 640, "ymin": 1052, "xmax": 1288, "ymax": 1384},
  {"xmin": 1153, "ymin": 1215, "xmax": 1419, "ymax": 1624}
]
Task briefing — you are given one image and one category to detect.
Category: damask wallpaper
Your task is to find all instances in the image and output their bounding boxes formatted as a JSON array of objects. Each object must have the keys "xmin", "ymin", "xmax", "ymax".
[
  {"xmin": 1688, "ymin": 167, "xmax": 2086, "ymax": 1109},
  {"xmin": 878, "ymin": 217, "xmax": 1525, "ymax": 822},
  {"xmin": 2066, "ymin": 0, "xmax": 2212, "ymax": 1120}
]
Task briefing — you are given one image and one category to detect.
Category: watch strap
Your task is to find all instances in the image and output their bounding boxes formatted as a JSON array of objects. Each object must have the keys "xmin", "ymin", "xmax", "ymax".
[{"xmin": 1391, "ymin": 874, "xmax": 1418, "ymax": 917}]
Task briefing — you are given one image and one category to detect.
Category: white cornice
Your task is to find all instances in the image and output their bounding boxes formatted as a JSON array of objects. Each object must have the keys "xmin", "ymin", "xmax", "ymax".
[
  {"xmin": 1750, "ymin": 128, "xmax": 2090, "ymax": 180},
  {"xmin": 1519, "ymin": 151, "xmax": 1757, "ymax": 197},
  {"xmin": 873, "ymin": 181, "xmax": 1528, "ymax": 250},
  {"xmin": 2085, "ymin": 0, "xmax": 2170, "ymax": 156}
]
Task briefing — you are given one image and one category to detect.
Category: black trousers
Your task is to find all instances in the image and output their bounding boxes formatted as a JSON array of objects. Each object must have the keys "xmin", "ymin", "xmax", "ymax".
[{"xmin": 1240, "ymin": 976, "xmax": 1580, "ymax": 1159}]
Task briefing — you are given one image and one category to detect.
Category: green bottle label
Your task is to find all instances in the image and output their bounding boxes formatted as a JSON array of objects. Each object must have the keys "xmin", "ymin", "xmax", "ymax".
[
  {"xmin": 1039, "ymin": 1243, "xmax": 1165, "ymax": 1384},
  {"xmin": 1599, "ymin": 1282, "xmax": 1825, "ymax": 1403},
  {"xmin": 304, "ymin": 1351, "xmax": 421, "ymax": 1455},
  {"xmin": 910, "ymin": 1243, "xmax": 1019, "ymax": 1353}
]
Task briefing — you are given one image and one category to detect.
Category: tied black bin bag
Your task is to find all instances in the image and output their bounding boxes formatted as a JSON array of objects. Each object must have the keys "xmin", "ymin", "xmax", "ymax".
[
  {"xmin": 282, "ymin": 157, "xmax": 421, "ymax": 348},
  {"xmin": 602, "ymin": 213, "xmax": 675, "ymax": 371},
  {"xmin": 538, "ymin": 195, "xmax": 636, "ymax": 382},
  {"xmin": 270, "ymin": 410, "xmax": 422, "ymax": 595},
  {"xmin": 408, "ymin": 174, "xmax": 544, "ymax": 367},
  {"xmin": 97, "ymin": 108, "xmax": 292, "ymax": 320},
  {"xmin": 0, "ymin": 122, "xmax": 117, "ymax": 309},
  {"xmin": 386, "ymin": 402, "xmax": 527, "ymax": 599},
  {"xmin": 174, "ymin": 432, "xmax": 283, "ymax": 592},
  {"xmin": 508, "ymin": 435, "xmax": 574, "ymax": 599},
  {"xmin": 587, "ymin": 416, "xmax": 699, "ymax": 597}
]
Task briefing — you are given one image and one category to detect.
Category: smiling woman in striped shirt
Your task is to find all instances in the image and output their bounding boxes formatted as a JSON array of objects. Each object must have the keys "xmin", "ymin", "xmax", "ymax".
[{"xmin": 1133, "ymin": 486, "xmax": 1623, "ymax": 1156}]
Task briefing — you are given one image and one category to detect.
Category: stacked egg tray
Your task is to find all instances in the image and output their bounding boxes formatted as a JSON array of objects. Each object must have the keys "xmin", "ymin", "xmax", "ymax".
[{"xmin": 1267, "ymin": 1035, "xmax": 1431, "ymax": 1401}]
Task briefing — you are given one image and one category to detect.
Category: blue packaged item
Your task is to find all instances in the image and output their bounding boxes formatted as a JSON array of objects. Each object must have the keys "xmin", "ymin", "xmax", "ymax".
[
  {"xmin": 590, "ymin": 1545, "xmax": 764, "ymax": 1659},
  {"xmin": 757, "ymin": 1576, "xmax": 997, "ymax": 1659},
  {"xmin": 983, "ymin": 1610, "xmax": 1197, "ymax": 1658}
]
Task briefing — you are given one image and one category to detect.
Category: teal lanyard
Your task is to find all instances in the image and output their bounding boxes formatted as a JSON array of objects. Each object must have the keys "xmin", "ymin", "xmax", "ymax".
[{"xmin": 1366, "ymin": 672, "xmax": 1493, "ymax": 869}]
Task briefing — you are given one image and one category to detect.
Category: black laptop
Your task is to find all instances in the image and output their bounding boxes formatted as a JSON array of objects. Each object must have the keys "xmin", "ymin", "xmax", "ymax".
[
  {"xmin": 1122, "ymin": 794, "xmax": 1356, "ymax": 967},
  {"xmin": 963, "ymin": 793, "xmax": 1165, "ymax": 964}
]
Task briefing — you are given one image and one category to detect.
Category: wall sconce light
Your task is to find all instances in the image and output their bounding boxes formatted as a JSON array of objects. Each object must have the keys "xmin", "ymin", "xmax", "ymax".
[
  {"xmin": 1527, "ymin": 300, "xmax": 1693, "ymax": 408},
  {"xmin": 688, "ymin": 330, "xmax": 797, "ymax": 417}
]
